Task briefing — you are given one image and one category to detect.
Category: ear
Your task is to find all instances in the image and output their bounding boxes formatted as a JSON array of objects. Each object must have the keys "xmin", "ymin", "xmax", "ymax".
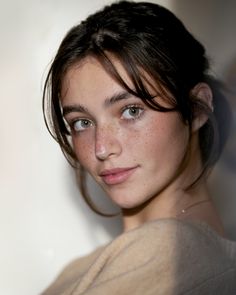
[{"xmin": 190, "ymin": 82, "xmax": 213, "ymax": 133}]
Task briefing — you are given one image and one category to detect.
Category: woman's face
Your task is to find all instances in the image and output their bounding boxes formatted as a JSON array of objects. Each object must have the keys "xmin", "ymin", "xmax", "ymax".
[{"xmin": 61, "ymin": 56, "xmax": 189, "ymax": 209}]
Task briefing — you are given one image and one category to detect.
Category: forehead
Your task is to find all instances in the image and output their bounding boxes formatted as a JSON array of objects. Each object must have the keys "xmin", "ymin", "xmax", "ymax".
[
  {"xmin": 61, "ymin": 59, "xmax": 129, "ymax": 112},
  {"xmin": 60, "ymin": 55, "xmax": 162, "ymax": 106},
  {"xmin": 61, "ymin": 56, "xmax": 130, "ymax": 94}
]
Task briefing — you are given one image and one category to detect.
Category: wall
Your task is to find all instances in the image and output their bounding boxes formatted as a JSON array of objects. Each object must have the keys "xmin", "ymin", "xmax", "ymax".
[
  {"xmin": 0, "ymin": 1, "xmax": 173, "ymax": 294},
  {"xmin": 0, "ymin": 1, "xmax": 121, "ymax": 294}
]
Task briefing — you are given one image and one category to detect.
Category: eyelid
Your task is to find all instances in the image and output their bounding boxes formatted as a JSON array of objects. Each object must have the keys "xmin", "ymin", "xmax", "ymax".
[
  {"xmin": 121, "ymin": 103, "xmax": 144, "ymax": 112},
  {"xmin": 121, "ymin": 104, "xmax": 145, "ymax": 119},
  {"xmin": 67, "ymin": 117, "xmax": 94, "ymax": 133},
  {"xmin": 64, "ymin": 112, "xmax": 92, "ymax": 125}
]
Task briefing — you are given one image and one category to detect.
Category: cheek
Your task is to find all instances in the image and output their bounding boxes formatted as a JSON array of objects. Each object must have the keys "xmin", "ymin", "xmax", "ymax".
[
  {"xmin": 72, "ymin": 135, "xmax": 94, "ymax": 168},
  {"xmin": 140, "ymin": 113, "xmax": 189, "ymax": 157}
]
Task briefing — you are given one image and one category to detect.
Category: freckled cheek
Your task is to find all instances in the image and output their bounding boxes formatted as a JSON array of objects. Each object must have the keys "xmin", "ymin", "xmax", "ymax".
[
  {"xmin": 139, "ymin": 126, "xmax": 160, "ymax": 155},
  {"xmin": 120, "ymin": 125, "xmax": 151, "ymax": 158},
  {"xmin": 72, "ymin": 136, "xmax": 95, "ymax": 168},
  {"xmin": 133, "ymin": 120, "xmax": 182, "ymax": 158}
]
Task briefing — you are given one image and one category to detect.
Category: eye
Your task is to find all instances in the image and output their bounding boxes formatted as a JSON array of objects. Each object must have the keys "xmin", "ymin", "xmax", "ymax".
[
  {"xmin": 121, "ymin": 106, "xmax": 144, "ymax": 120},
  {"xmin": 72, "ymin": 119, "xmax": 93, "ymax": 132}
]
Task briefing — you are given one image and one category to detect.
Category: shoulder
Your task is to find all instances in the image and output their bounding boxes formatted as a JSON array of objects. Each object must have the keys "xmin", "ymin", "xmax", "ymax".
[
  {"xmin": 124, "ymin": 218, "xmax": 236, "ymax": 267},
  {"xmin": 96, "ymin": 218, "xmax": 236, "ymax": 294},
  {"xmin": 40, "ymin": 246, "xmax": 105, "ymax": 295},
  {"xmin": 41, "ymin": 219, "xmax": 236, "ymax": 295},
  {"xmin": 135, "ymin": 219, "xmax": 236, "ymax": 293},
  {"xmin": 113, "ymin": 218, "xmax": 227, "ymax": 257}
]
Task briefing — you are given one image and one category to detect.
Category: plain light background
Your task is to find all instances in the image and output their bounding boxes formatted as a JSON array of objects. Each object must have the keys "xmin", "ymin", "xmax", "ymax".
[{"xmin": 0, "ymin": 1, "xmax": 235, "ymax": 294}]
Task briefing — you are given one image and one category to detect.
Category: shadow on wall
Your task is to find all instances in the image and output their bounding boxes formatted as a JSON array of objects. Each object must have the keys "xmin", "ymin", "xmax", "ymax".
[
  {"xmin": 209, "ymin": 56, "xmax": 236, "ymax": 240},
  {"xmin": 85, "ymin": 172, "xmax": 123, "ymax": 238},
  {"xmin": 222, "ymin": 57, "xmax": 236, "ymax": 173},
  {"xmin": 173, "ymin": 0, "xmax": 236, "ymax": 240},
  {"xmin": 67, "ymin": 167, "xmax": 123, "ymax": 243}
]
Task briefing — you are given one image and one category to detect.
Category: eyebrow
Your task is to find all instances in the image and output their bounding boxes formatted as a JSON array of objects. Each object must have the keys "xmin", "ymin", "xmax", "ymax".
[
  {"xmin": 63, "ymin": 90, "xmax": 133, "ymax": 116},
  {"xmin": 104, "ymin": 91, "xmax": 132, "ymax": 107}
]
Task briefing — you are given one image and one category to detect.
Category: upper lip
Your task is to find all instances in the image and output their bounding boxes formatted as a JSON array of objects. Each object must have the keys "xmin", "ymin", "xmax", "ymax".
[{"xmin": 99, "ymin": 167, "xmax": 137, "ymax": 176}]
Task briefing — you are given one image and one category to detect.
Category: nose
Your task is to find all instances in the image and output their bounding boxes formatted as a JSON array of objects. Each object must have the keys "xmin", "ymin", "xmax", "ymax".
[{"xmin": 95, "ymin": 124, "xmax": 122, "ymax": 161}]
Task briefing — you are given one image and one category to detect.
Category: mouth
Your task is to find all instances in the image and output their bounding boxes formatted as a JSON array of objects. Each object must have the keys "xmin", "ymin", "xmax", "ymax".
[{"xmin": 99, "ymin": 166, "xmax": 138, "ymax": 185}]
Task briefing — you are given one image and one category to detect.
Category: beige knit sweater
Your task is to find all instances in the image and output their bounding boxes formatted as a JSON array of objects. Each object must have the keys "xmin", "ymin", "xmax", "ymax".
[{"xmin": 41, "ymin": 219, "xmax": 236, "ymax": 295}]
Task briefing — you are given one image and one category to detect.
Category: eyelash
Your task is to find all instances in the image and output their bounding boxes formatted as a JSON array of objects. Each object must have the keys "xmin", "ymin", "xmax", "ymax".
[
  {"xmin": 69, "ymin": 118, "xmax": 93, "ymax": 133},
  {"xmin": 121, "ymin": 104, "xmax": 144, "ymax": 121}
]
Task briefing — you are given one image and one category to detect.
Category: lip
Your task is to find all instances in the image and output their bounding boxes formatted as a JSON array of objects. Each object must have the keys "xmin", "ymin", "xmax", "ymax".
[{"xmin": 99, "ymin": 166, "xmax": 138, "ymax": 185}]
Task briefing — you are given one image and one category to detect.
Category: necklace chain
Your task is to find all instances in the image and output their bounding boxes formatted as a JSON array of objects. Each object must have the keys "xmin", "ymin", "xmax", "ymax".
[{"xmin": 178, "ymin": 199, "xmax": 210, "ymax": 216}]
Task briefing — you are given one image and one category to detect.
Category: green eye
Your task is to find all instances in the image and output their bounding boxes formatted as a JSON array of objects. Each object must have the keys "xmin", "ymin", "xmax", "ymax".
[
  {"xmin": 73, "ymin": 119, "xmax": 93, "ymax": 131},
  {"xmin": 122, "ymin": 106, "xmax": 143, "ymax": 120}
]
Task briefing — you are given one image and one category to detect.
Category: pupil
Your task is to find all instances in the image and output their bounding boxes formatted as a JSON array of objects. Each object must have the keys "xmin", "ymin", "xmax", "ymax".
[
  {"xmin": 130, "ymin": 108, "xmax": 137, "ymax": 114},
  {"xmin": 82, "ymin": 120, "xmax": 89, "ymax": 127}
]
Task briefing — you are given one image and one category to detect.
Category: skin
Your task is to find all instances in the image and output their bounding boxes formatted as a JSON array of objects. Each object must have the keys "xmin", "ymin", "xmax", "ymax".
[{"xmin": 61, "ymin": 56, "xmax": 224, "ymax": 233}]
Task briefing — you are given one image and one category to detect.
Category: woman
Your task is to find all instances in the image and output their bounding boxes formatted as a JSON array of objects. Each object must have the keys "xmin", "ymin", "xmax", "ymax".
[{"xmin": 41, "ymin": 1, "xmax": 236, "ymax": 294}]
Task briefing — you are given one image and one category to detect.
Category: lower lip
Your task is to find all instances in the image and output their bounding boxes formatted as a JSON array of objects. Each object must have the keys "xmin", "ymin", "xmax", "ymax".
[{"xmin": 101, "ymin": 167, "xmax": 137, "ymax": 185}]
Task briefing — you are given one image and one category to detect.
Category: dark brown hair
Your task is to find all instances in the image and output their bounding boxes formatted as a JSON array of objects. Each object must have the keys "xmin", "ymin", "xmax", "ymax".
[{"xmin": 43, "ymin": 1, "xmax": 231, "ymax": 215}]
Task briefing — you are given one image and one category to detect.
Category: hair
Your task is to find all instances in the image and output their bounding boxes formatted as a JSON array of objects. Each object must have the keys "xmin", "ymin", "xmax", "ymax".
[{"xmin": 43, "ymin": 1, "xmax": 231, "ymax": 215}]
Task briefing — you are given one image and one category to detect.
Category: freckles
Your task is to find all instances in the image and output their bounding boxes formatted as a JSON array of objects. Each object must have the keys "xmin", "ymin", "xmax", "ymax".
[
  {"xmin": 143, "ymin": 124, "xmax": 159, "ymax": 148},
  {"xmin": 125, "ymin": 123, "xmax": 156, "ymax": 153},
  {"xmin": 73, "ymin": 140, "xmax": 94, "ymax": 164}
]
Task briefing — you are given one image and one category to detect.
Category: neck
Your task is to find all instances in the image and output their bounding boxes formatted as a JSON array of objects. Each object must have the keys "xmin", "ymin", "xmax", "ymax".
[{"xmin": 122, "ymin": 180, "xmax": 210, "ymax": 231}]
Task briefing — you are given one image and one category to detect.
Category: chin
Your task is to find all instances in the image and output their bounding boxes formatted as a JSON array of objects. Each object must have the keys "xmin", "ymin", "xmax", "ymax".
[
  {"xmin": 109, "ymin": 193, "xmax": 149, "ymax": 210},
  {"xmin": 110, "ymin": 196, "xmax": 137, "ymax": 209}
]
